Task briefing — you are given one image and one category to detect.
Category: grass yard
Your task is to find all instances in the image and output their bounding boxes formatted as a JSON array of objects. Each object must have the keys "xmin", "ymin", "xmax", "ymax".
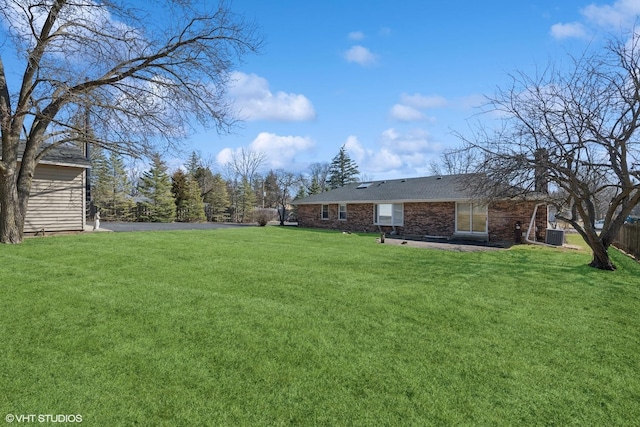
[{"xmin": 1, "ymin": 227, "xmax": 639, "ymax": 426}]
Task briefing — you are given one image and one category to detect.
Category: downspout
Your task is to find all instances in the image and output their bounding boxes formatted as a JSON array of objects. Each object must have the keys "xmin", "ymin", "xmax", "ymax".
[{"xmin": 525, "ymin": 203, "xmax": 554, "ymax": 246}]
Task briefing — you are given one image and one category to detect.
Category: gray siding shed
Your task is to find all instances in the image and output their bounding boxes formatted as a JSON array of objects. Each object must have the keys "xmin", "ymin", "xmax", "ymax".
[
  {"xmin": 24, "ymin": 164, "xmax": 87, "ymax": 233},
  {"xmin": 2, "ymin": 143, "xmax": 91, "ymax": 234}
]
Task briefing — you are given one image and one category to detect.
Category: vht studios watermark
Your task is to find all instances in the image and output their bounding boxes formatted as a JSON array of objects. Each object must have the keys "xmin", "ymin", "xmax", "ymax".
[{"xmin": 5, "ymin": 414, "xmax": 82, "ymax": 423}]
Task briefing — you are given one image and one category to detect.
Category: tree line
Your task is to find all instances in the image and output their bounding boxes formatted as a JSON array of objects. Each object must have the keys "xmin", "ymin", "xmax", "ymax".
[{"xmin": 90, "ymin": 145, "xmax": 361, "ymax": 224}]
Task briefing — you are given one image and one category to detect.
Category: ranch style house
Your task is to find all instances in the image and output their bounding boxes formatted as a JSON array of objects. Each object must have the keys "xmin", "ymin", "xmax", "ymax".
[{"xmin": 292, "ymin": 174, "xmax": 548, "ymax": 243}]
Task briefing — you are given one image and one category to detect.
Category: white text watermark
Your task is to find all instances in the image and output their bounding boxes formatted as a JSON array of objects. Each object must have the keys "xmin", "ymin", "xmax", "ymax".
[{"xmin": 5, "ymin": 414, "xmax": 82, "ymax": 423}]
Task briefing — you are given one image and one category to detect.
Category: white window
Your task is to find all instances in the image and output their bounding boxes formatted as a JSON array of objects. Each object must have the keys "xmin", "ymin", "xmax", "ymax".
[
  {"xmin": 321, "ymin": 204, "xmax": 329, "ymax": 220},
  {"xmin": 375, "ymin": 203, "xmax": 403, "ymax": 226},
  {"xmin": 339, "ymin": 204, "xmax": 347, "ymax": 220},
  {"xmin": 456, "ymin": 202, "xmax": 487, "ymax": 234}
]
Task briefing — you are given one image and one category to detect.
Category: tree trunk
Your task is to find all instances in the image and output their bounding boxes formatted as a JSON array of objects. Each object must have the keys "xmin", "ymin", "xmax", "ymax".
[
  {"xmin": 0, "ymin": 166, "xmax": 26, "ymax": 244},
  {"xmin": 589, "ymin": 241, "xmax": 616, "ymax": 270}
]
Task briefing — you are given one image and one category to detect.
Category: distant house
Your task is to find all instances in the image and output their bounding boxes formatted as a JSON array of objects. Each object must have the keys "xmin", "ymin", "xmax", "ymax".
[
  {"xmin": 291, "ymin": 174, "xmax": 547, "ymax": 243},
  {"xmin": 19, "ymin": 144, "xmax": 91, "ymax": 234}
]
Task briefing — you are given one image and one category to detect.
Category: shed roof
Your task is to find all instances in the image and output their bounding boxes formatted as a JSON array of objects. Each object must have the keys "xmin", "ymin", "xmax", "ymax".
[
  {"xmin": 39, "ymin": 144, "xmax": 91, "ymax": 168},
  {"xmin": 11, "ymin": 142, "xmax": 92, "ymax": 168},
  {"xmin": 292, "ymin": 174, "xmax": 483, "ymax": 205}
]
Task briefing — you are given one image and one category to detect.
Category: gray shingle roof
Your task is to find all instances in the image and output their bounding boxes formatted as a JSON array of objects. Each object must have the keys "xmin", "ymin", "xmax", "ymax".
[
  {"xmin": 39, "ymin": 144, "xmax": 91, "ymax": 168},
  {"xmin": 11, "ymin": 141, "xmax": 91, "ymax": 168},
  {"xmin": 292, "ymin": 174, "xmax": 482, "ymax": 204}
]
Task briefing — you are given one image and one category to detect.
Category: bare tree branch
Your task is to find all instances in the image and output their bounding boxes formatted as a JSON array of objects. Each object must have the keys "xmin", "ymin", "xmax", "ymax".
[
  {"xmin": 0, "ymin": 0, "xmax": 263, "ymax": 242},
  {"xmin": 454, "ymin": 32, "xmax": 640, "ymax": 269}
]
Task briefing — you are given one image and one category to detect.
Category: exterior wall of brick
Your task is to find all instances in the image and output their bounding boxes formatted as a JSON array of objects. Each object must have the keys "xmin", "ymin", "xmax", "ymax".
[
  {"xmin": 488, "ymin": 200, "xmax": 547, "ymax": 242},
  {"xmin": 297, "ymin": 200, "xmax": 547, "ymax": 243},
  {"xmin": 297, "ymin": 203, "xmax": 377, "ymax": 232},
  {"xmin": 403, "ymin": 202, "xmax": 456, "ymax": 237}
]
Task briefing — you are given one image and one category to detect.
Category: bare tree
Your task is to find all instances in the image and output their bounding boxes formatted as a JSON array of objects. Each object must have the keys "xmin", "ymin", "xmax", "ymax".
[
  {"xmin": 456, "ymin": 33, "xmax": 640, "ymax": 270},
  {"xmin": 272, "ymin": 169, "xmax": 298, "ymax": 225},
  {"xmin": 226, "ymin": 147, "xmax": 267, "ymax": 186},
  {"xmin": 304, "ymin": 162, "xmax": 330, "ymax": 193},
  {"xmin": 429, "ymin": 145, "xmax": 480, "ymax": 176},
  {"xmin": 0, "ymin": 0, "xmax": 262, "ymax": 243},
  {"xmin": 221, "ymin": 148, "xmax": 266, "ymax": 222}
]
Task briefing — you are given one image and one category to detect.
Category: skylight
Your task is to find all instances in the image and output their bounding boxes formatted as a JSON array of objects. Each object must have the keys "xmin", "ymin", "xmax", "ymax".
[{"xmin": 357, "ymin": 182, "xmax": 373, "ymax": 189}]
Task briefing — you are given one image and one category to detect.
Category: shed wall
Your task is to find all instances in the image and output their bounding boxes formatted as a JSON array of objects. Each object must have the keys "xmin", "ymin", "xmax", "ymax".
[{"xmin": 23, "ymin": 164, "xmax": 86, "ymax": 233}]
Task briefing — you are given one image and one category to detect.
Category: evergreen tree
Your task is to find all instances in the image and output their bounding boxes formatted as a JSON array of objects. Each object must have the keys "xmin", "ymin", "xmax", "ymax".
[
  {"xmin": 172, "ymin": 169, "xmax": 205, "ymax": 222},
  {"xmin": 185, "ymin": 151, "xmax": 201, "ymax": 177},
  {"xmin": 171, "ymin": 170, "xmax": 189, "ymax": 208},
  {"xmin": 237, "ymin": 178, "xmax": 256, "ymax": 223},
  {"xmin": 186, "ymin": 150, "xmax": 222, "ymax": 204},
  {"xmin": 294, "ymin": 185, "xmax": 307, "ymax": 200},
  {"xmin": 180, "ymin": 176, "xmax": 206, "ymax": 222},
  {"xmin": 308, "ymin": 177, "xmax": 322, "ymax": 195},
  {"xmin": 328, "ymin": 145, "xmax": 360, "ymax": 189},
  {"xmin": 207, "ymin": 173, "xmax": 230, "ymax": 221},
  {"xmin": 138, "ymin": 154, "xmax": 176, "ymax": 222},
  {"xmin": 194, "ymin": 166, "xmax": 215, "ymax": 199},
  {"xmin": 263, "ymin": 170, "xmax": 280, "ymax": 208},
  {"xmin": 91, "ymin": 148, "xmax": 135, "ymax": 220}
]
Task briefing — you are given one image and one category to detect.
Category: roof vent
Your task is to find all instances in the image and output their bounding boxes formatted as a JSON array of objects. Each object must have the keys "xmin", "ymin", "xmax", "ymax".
[
  {"xmin": 401, "ymin": 179, "xmax": 406, "ymax": 182},
  {"xmin": 357, "ymin": 182, "xmax": 373, "ymax": 189}
]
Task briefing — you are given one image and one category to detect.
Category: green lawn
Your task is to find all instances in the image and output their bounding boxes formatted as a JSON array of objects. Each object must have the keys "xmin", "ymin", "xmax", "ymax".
[{"xmin": 1, "ymin": 227, "xmax": 639, "ymax": 426}]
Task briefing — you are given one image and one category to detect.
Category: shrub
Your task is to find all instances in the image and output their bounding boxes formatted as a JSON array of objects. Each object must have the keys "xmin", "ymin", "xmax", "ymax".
[{"xmin": 256, "ymin": 212, "xmax": 270, "ymax": 226}]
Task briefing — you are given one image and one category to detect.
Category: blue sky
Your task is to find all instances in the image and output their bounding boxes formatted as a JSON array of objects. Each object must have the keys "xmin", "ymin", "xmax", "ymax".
[
  {"xmin": 200, "ymin": 0, "xmax": 640, "ymax": 179},
  {"xmin": 4, "ymin": 0, "xmax": 640, "ymax": 179}
]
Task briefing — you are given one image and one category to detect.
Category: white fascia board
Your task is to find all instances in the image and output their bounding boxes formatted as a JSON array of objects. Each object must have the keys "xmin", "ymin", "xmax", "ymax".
[{"xmin": 38, "ymin": 160, "xmax": 91, "ymax": 169}]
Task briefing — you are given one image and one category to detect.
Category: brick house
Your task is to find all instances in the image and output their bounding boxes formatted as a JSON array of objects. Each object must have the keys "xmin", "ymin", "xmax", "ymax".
[{"xmin": 292, "ymin": 174, "xmax": 548, "ymax": 243}]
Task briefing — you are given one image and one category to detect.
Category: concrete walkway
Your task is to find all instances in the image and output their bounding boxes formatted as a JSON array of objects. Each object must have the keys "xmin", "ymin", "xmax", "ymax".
[{"xmin": 382, "ymin": 236, "xmax": 508, "ymax": 252}]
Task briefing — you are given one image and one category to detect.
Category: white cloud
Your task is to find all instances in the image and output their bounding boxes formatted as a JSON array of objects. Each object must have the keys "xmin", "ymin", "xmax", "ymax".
[
  {"xmin": 344, "ymin": 135, "xmax": 366, "ymax": 163},
  {"xmin": 344, "ymin": 136, "xmax": 403, "ymax": 172},
  {"xmin": 348, "ymin": 31, "xmax": 365, "ymax": 41},
  {"xmin": 215, "ymin": 132, "xmax": 315, "ymax": 170},
  {"xmin": 389, "ymin": 93, "xmax": 448, "ymax": 122},
  {"xmin": 341, "ymin": 129, "xmax": 441, "ymax": 176},
  {"xmin": 458, "ymin": 94, "xmax": 486, "ymax": 109},
  {"xmin": 582, "ymin": 0, "xmax": 640, "ymax": 28},
  {"xmin": 550, "ymin": 22, "xmax": 587, "ymax": 39},
  {"xmin": 400, "ymin": 93, "xmax": 448, "ymax": 109},
  {"xmin": 551, "ymin": 0, "xmax": 640, "ymax": 40},
  {"xmin": 380, "ymin": 128, "xmax": 436, "ymax": 154},
  {"xmin": 389, "ymin": 104, "xmax": 426, "ymax": 121},
  {"xmin": 215, "ymin": 147, "xmax": 235, "ymax": 166},
  {"xmin": 228, "ymin": 72, "xmax": 316, "ymax": 121},
  {"xmin": 249, "ymin": 132, "xmax": 315, "ymax": 169},
  {"xmin": 344, "ymin": 45, "xmax": 378, "ymax": 66}
]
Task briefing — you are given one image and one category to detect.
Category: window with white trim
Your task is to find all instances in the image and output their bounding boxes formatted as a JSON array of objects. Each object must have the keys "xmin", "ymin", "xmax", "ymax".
[
  {"xmin": 338, "ymin": 204, "xmax": 347, "ymax": 220},
  {"xmin": 456, "ymin": 202, "xmax": 487, "ymax": 234},
  {"xmin": 375, "ymin": 203, "xmax": 403, "ymax": 226},
  {"xmin": 321, "ymin": 204, "xmax": 329, "ymax": 220}
]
